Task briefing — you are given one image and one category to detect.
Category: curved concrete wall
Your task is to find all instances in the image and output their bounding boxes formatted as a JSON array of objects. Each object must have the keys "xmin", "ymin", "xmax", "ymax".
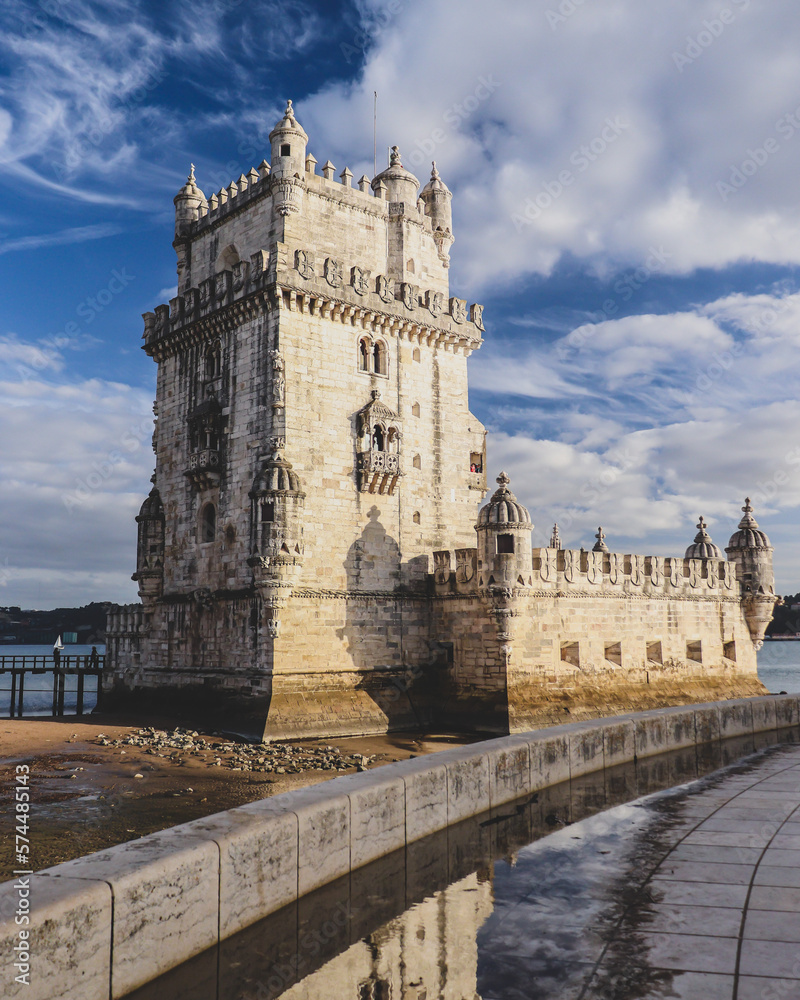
[{"xmin": 3, "ymin": 694, "xmax": 799, "ymax": 999}]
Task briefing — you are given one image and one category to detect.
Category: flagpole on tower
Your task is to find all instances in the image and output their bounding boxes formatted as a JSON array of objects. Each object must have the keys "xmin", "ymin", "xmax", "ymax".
[{"xmin": 373, "ymin": 91, "xmax": 377, "ymax": 177}]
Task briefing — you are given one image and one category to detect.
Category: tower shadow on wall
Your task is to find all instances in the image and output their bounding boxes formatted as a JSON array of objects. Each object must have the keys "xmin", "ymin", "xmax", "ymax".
[{"xmin": 338, "ymin": 505, "xmax": 430, "ymax": 731}]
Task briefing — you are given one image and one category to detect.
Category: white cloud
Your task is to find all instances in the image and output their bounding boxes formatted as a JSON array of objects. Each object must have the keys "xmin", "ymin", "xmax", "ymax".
[{"xmin": 0, "ymin": 353, "xmax": 154, "ymax": 607}]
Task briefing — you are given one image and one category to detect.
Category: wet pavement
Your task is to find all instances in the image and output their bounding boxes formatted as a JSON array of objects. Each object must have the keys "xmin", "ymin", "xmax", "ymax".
[{"xmin": 124, "ymin": 731, "xmax": 800, "ymax": 1000}]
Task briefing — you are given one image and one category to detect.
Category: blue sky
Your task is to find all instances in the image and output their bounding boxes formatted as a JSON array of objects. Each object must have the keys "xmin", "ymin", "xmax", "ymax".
[{"xmin": 2, "ymin": 0, "xmax": 800, "ymax": 607}]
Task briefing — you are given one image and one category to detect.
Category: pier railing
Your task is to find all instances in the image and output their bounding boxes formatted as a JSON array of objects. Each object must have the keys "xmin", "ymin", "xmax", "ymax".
[{"xmin": 0, "ymin": 654, "xmax": 105, "ymax": 717}]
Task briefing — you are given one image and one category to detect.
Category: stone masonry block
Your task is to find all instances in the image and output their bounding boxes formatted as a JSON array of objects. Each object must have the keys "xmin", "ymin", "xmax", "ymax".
[
  {"xmin": 0, "ymin": 874, "xmax": 111, "ymax": 1000},
  {"xmin": 634, "ymin": 708, "xmax": 696, "ymax": 759},
  {"xmin": 445, "ymin": 749, "xmax": 491, "ymax": 824},
  {"xmin": 601, "ymin": 719, "xmax": 636, "ymax": 769},
  {"xmin": 402, "ymin": 759, "xmax": 449, "ymax": 842},
  {"xmin": 694, "ymin": 705, "xmax": 721, "ymax": 746},
  {"xmin": 346, "ymin": 773, "xmax": 406, "ymax": 869},
  {"xmin": 774, "ymin": 693, "xmax": 800, "ymax": 729},
  {"xmin": 718, "ymin": 699, "xmax": 754, "ymax": 738},
  {"xmin": 182, "ymin": 800, "xmax": 298, "ymax": 939},
  {"xmin": 568, "ymin": 724, "xmax": 605, "ymax": 778},
  {"xmin": 487, "ymin": 736, "xmax": 531, "ymax": 806},
  {"xmin": 527, "ymin": 729, "xmax": 571, "ymax": 789},
  {"xmin": 288, "ymin": 784, "xmax": 351, "ymax": 896},
  {"xmin": 750, "ymin": 697, "xmax": 778, "ymax": 737},
  {"xmin": 48, "ymin": 829, "xmax": 219, "ymax": 998}
]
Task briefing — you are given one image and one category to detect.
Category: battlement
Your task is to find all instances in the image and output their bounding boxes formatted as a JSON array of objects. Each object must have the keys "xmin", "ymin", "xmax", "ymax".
[
  {"xmin": 433, "ymin": 546, "xmax": 739, "ymax": 600},
  {"xmin": 142, "ymin": 240, "xmax": 484, "ymax": 360}
]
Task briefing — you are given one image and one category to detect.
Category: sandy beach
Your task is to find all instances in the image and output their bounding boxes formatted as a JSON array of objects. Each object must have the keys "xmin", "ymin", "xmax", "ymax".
[{"xmin": 0, "ymin": 713, "xmax": 476, "ymax": 881}]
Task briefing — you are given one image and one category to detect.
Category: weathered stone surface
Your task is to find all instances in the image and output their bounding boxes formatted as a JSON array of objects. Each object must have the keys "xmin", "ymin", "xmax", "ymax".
[
  {"xmin": 47, "ymin": 830, "xmax": 219, "ymax": 998},
  {"xmin": 0, "ymin": 875, "xmax": 111, "ymax": 1000},
  {"xmin": 183, "ymin": 801, "xmax": 298, "ymax": 937},
  {"xmin": 488, "ymin": 737, "xmax": 531, "ymax": 806},
  {"xmin": 445, "ymin": 749, "xmax": 491, "ymax": 824},
  {"xmin": 289, "ymin": 784, "xmax": 351, "ymax": 896},
  {"xmin": 402, "ymin": 759, "xmax": 449, "ymax": 841}
]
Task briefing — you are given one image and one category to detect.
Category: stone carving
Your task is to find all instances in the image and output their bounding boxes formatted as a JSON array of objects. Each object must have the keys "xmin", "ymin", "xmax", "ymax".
[
  {"xmin": 154, "ymin": 304, "xmax": 169, "ymax": 335},
  {"xmin": 198, "ymin": 278, "xmax": 213, "ymax": 311},
  {"xmin": 609, "ymin": 552, "xmax": 623, "ymax": 585},
  {"xmin": 401, "ymin": 282, "xmax": 418, "ymax": 311},
  {"xmin": 449, "ymin": 297, "xmax": 466, "ymax": 324},
  {"xmin": 351, "ymin": 266, "xmax": 370, "ymax": 295},
  {"xmin": 455, "ymin": 548, "xmax": 476, "ymax": 584},
  {"xmin": 630, "ymin": 554, "xmax": 644, "ymax": 587},
  {"xmin": 470, "ymin": 303, "xmax": 485, "ymax": 330},
  {"xmin": 324, "ymin": 257, "xmax": 343, "ymax": 287},
  {"xmin": 564, "ymin": 549, "xmax": 579, "ymax": 583},
  {"xmin": 270, "ymin": 350, "xmax": 285, "ymax": 408},
  {"xmin": 232, "ymin": 260, "xmax": 249, "ymax": 293},
  {"xmin": 426, "ymin": 289, "xmax": 444, "ymax": 317},
  {"xmin": 433, "ymin": 550, "xmax": 451, "ymax": 586},
  {"xmin": 295, "ymin": 249, "xmax": 315, "ymax": 279},
  {"xmin": 650, "ymin": 556, "xmax": 664, "ymax": 587},
  {"xmin": 269, "ymin": 436, "xmax": 286, "ymax": 452},
  {"xmin": 707, "ymin": 560, "xmax": 719, "ymax": 588},
  {"xmin": 184, "ymin": 287, "xmax": 198, "ymax": 318},
  {"xmin": 723, "ymin": 562, "xmax": 736, "ymax": 590},
  {"xmin": 266, "ymin": 617, "xmax": 280, "ymax": 638},
  {"xmin": 688, "ymin": 559, "xmax": 700, "ymax": 588},
  {"xmin": 250, "ymin": 249, "xmax": 269, "ymax": 281},
  {"xmin": 376, "ymin": 275, "xmax": 394, "ymax": 303},
  {"xmin": 540, "ymin": 547, "xmax": 557, "ymax": 582},
  {"xmin": 214, "ymin": 270, "xmax": 232, "ymax": 305},
  {"xmin": 586, "ymin": 551, "xmax": 602, "ymax": 585},
  {"xmin": 669, "ymin": 557, "xmax": 681, "ymax": 588}
]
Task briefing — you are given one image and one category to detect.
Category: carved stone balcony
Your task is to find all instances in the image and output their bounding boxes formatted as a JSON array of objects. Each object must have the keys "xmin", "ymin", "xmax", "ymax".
[
  {"xmin": 185, "ymin": 448, "xmax": 220, "ymax": 490},
  {"xmin": 357, "ymin": 449, "xmax": 401, "ymax": 495}
]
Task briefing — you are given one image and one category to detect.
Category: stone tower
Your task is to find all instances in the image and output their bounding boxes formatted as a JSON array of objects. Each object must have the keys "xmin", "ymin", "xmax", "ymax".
[{"xmin": 105, "ymin": 102, "xmax": 488, "ymax": 737}]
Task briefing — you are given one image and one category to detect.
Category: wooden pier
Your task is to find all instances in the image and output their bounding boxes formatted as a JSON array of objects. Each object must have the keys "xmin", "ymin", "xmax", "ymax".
[{"xmin": 0, "ymin": 654, "xmax": 105, "ymax": 718}]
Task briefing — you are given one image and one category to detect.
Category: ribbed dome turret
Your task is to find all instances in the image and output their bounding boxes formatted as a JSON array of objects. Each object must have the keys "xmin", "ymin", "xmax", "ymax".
[
  {"xmin": 173, "ymin": 164, "xmax": 207, "ymax": 237},
  {"xmin": 136, "ymin": 486, "xmax": 164, "ymax": 521},
  {"xmin": 685, "ymin": 516, "xmax": 723, "ymax": 559},
  {"xmin": 420, "ymin": 161, "xmax": 451, "ymax": 198},
  {"xmin": 174, "ymin": 164, "xmax": 205, "ymax": 204},
  {"xmin": 371, "ymin": 146, "xmax": 420, "ymax": 204},
  {"xmin": 727, "ymin": 498, "xmax": 771, "ymax": 550},
  {"xmin": 477, "ymin": 472, "xmax": 531, "ymax": 527},
  {"xmin": 250, "ymin": 451, "xmax": 304, "ymax": 496}
]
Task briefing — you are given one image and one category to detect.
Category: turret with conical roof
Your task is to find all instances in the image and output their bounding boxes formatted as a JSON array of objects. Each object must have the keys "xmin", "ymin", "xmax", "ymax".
[
  {"xmin": 725, "ymin": 498, "xmax": 777, "ymax": 648},
  {"xmin": 685, "ymin": 516, "xmax": 723, "ymax": 560},
  {"xmin": 174, "ymin": 164, "xmax": 207, "ymax": 237},
  {"xmin": 476, "ymin": 472, "xmax": 533, "ymax": 588},
  {"xmin": 419, "ymin": 161, "xmax": 454, "ymax": 266},
  {"xmin": 269, "ymin": 100, "xmax": 308, "ymax": 181}
]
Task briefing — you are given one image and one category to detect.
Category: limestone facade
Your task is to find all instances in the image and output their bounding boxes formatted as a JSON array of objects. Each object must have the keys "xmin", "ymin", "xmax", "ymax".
[{"xmin": 105, "ymin": 103, "xmax": 777, "ymax": 738}]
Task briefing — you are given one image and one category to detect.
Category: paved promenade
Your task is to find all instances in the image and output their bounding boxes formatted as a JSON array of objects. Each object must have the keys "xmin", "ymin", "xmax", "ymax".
[{"xmin": 589, "ymin": 742, "xmax": 800, "ymax": 998}]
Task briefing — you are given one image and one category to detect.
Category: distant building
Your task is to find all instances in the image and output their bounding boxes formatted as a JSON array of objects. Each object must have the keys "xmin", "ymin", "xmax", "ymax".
[{"xmin": 105, "ymin": 104, "xmax": 777, "ymax": 738}]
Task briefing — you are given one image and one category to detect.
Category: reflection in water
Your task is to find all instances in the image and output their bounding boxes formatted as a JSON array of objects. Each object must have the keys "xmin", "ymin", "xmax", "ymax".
[{"xmin": 125, "ymin": 729, "xmax": 800, "ymax": 1000}]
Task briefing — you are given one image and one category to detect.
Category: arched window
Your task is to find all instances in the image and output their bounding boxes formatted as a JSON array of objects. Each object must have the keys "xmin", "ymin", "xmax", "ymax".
[
  {"xmin": 372, "ymin": 426, "xmax": 385, "ymax": 451},
  {"xmin": 387, "ymin": 427, "xmax": 400, "ymax": 453},
  {"xmin": 358, "ymin": 338, "xmax": 370, "ymax": 372},
  {"xmin": 413, "ymin": 511, "xmax": 421, "ymax": 525},
  {"xmin": 215, "ymin": 245, "xmax": 240, "ymax": 273},
  {"xmin": 200, "ymin": 503, "xmax": 216, "ymax": 543},
  {"xmin": 204, "ymin": 342, "xmax": 221, "ymax": 379},
  {"xmin": 411, "ymin": 402, "xmax": 420, "ymax": 418},
  {"xmin": 373, "ymin": 341, "xmax": 388, "ymax": 375}
]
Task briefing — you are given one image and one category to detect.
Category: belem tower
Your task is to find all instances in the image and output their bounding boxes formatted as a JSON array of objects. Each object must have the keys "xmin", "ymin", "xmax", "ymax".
[{"xmin": 105, "ymin": 102, "xmax": 778, "ymax": 739}]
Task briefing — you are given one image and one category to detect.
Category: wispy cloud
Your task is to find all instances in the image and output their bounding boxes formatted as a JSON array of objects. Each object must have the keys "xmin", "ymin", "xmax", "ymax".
[{"xmin": 0, "ymin": 223, "xmax": 123, "ymax": 255}]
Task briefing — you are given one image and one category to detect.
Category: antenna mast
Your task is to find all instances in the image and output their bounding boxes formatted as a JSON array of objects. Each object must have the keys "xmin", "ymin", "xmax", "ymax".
[{"xmin": 373, "ymin": 91, "xmax": 377, "ymax": 177}]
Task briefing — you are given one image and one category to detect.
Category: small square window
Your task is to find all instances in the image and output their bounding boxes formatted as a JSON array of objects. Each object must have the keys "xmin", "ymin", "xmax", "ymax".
[
  {"xmin": 497, "ymin": 534, "xmax": 514, "ymax": 554},
  {"xmin": 280, "ymin": 143, "xmax": 290, "ymax": 156}
]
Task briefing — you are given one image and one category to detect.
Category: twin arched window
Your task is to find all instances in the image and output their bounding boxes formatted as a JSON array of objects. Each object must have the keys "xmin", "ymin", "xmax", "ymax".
[
  {"xmin": 204, "ymin": 341, "xmax": 221, "ymax": 380},
  {"xmin": 357, "ymin": 337, "xmax": 388, "ymax": 376}
]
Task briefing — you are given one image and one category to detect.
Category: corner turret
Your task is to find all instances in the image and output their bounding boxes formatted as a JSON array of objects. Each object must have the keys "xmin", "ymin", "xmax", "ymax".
[
  {"xmin": 269, "ymin": 100, "xmax": 308, "ymax": 181},
  {"xmin": 132, "ymin": 483, "xmax": 165, "ymax": 604},
  {"xmin": 173, "ymin": 164, "xmax": 207, "ymax": 238},
  {"xmin": 476, "ymin": 472, "xmax": 533, "ymax": 588},
  {"xmin": 371, "ymin": 146, "xmax": 420, "ymax": 207},
  {"xmin": 725, "ymin": 498, "xmax": 778, "ymax": 648},
  {"xmin": 419, "ymin": 161, "xmax": 454, "ymax": 266}
]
